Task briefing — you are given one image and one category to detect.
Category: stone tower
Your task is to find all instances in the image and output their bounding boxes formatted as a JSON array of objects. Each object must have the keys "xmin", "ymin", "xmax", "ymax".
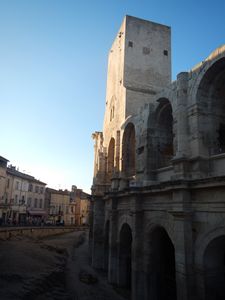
[
  {"xmin": 103, "ymin": 15, "xmax": 171, "ymax": 143},
  {"xmin": 92, "ymin": 16, "xmax": 171, "ymax": 191}
]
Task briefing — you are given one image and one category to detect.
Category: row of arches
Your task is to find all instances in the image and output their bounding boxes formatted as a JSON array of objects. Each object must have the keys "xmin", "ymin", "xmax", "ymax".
[
  {"xmin": 106, "ymin": 56, "xmax": 225, "ymax": 180},
  {"xmin": 104, "ymin": 221, "xmax": 225, "ymax": 299},
  {"xmin": 107, "ymin": 100, "xmax": 174, "ymax": 180}
]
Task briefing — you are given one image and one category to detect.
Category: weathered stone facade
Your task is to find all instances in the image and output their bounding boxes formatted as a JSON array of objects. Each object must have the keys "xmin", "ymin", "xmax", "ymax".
[{"xmin": 91, "ymin": 15, "xmax": 225, "ymax": 300}]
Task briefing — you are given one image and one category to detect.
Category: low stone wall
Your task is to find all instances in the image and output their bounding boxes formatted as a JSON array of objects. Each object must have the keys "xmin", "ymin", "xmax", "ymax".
[{"xmin": 0, "ymin": 226, "xmax": 83, "ymax": 240}]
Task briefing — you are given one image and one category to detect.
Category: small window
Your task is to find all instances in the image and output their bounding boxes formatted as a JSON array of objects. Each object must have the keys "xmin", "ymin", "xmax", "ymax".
[
  {"xmin": 16, "ymin": 181, "xmax": 19, "ymax": 190},
  {"xmin": 128, "ymin": 41, "xmax": 133, "ymax": 48},
  {"xmin": 35, "ymin": 186, "xmax": 39, "ymax": 193},
  {"xmin": 163, "ymin": 50, "xmax": 168, "ymax": 56},
  {"xmin": 27, "ymin": 197, "xmax": 31, "ymax": 207},
  {"xmin": 143, "ymin": 47, "xmax": 150, "ymax": 55},
  {"xmin": 29, "ymin": 184, "xmax": 33, "ymax": 192},
  {"xmin": 39, "ymin": 199, "xmax": 43, "ymax": 208},
  {"xmin": 34, "ymin": 198, "xmax": 38, "ymax": 208}
]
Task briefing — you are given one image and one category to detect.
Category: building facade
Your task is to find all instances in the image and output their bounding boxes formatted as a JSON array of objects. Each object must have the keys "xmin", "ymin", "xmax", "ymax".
[
  {"xmin": 71, "ymin": 186, "xmax": 90, "ymax": 226},
  {"xmin": 0, "ymin": 156, "xmax": 9, "ymax": 224},
  {"xmin": 91, "ymin": 16, "xmax": 225, "ymax": 300},
  {"xmin": 6, "ymin": 165, "xmax": 47, "ymax": 225}
]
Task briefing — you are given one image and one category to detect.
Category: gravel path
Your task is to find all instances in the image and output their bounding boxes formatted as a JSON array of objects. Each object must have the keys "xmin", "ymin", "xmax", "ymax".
[{"xmin": 0, "ymin": 230, "xmax": 127, "ymax": 300}]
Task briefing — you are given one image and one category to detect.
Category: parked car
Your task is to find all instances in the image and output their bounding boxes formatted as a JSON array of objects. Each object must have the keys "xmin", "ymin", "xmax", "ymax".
[{"xmin": 45, "ymin": 220, "xmax": 54, "ymax": 226}]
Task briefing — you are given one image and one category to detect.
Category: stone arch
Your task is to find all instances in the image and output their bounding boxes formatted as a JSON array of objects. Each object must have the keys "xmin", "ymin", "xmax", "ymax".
[
  {"xmin": 118, "ymin": 223, "xmax": 132, "ymax": 289},
  {"xmin": 195, "ymin": 226, "xmax": 225, "ymax": 265},
  {"xmin": 146, "ymin": 225, "xmax": 177, "ymax": 300},
  {"xmin": 189, "ymin": 45, "xmax": 225, "ymax": 106},
  {"xmin": 107, "ymin": 137, "xmax": 115, "ymax": 180},
  {"xmin": 156, "ymin": 99, "xmax": 174, "ymax": 167},
  {"xmin": 108, "ymin": 95, "xmax": 116, "ymax": 122},
  {"xmin": 104, "ymin": 220, "xmax": 110, "ymax": 271},
  {"xmin": 196, "ymin": 57, "xmax": 225, "ymax": 156},
  {"xmin": 195, "ymin": 226, "xmax": 225, "ymax": 300},
  {"xmin": 203, "ymin": 235, "xmax": 225, "ymax": 300},
  {"xmin": 118, "ymin": 213, "xmax": 133, "ymax": 234},
  {"xmin": 122, "ymin": 122, "xmax": 136, "ymax": 177},
  {"xmin": 147, "ymin": 98, "xmax": 174, "ymax": 170}
]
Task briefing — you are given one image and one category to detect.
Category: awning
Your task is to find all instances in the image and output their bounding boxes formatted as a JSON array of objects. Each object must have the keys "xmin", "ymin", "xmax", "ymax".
[{"xmin": 27, "ymin": 210, "xmax": 47, "ymax": 216}]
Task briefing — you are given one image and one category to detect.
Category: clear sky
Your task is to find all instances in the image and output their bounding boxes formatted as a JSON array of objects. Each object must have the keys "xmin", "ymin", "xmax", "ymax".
[{"xmin": 0, "ymin": 0, "xmax": 224, "ymax": 193}]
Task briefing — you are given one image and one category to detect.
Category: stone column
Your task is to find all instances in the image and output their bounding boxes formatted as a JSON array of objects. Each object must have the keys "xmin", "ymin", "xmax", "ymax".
[
  {"xmin": 146, "ymin": 106, "xmax": 158, "ymax": 181},
  {"xmin": 108, "ymin": 197, "xmax": 118, "ymax": 284},
  {"xmin": 172, "ymin": 72, "xmax": 190, "ymax": 180},
  {"xmin": 131, "ymin": 209, "xmax": 145, "ymax": 300},
  {"xmin": 175, "ymin": 72, "xmax": 189, "ymax": 158},
  {"xmin": 91, "ymin": 196, "xmax": 105, "ymax": 269},
  {"xmin": 171, "ymin": 190, "xmax": 195, "ymax": 300}
]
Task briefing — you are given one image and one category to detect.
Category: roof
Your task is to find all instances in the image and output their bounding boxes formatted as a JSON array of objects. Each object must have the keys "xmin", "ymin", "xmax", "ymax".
[
  {"xmin": 0, "ymin": 156, "xmax": 9, "ymax": 163},
  {"xmin": 45, "ymin": 187, "xmax": 70, "ymax": 195},
  {"xmin": 7, "ymin": 167, "xmax": 46, "ymax": 185}
]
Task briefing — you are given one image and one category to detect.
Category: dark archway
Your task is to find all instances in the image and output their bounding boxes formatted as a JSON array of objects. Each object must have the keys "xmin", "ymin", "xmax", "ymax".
[
  {"xmin": 107, "ymin": 138, "xmax": 115, "ymax": 180},
  {"xmin": 104, "ymin": 220, "xmax": 110, "ymax": 271},
  {"xmin": 122, "ymin": 123, "xmax": 136, "ymax": 177},
  {"xmin": 196, "ymin": 58, "xmax": 225, "ymax": 155},
  {"xmin": 118, "ymin": 223, "xmax": 132, "ymax": 289},
  {"xmin": 156, "ymin": 100, "xmax": 174, "ymax": 168},
  {"xmin": 147, "ymin": 226, "xmax": 177, "ymax": 300},
  {"xmin": 203, "ymin": 235, "xmax": 225, "ymax": 300}
]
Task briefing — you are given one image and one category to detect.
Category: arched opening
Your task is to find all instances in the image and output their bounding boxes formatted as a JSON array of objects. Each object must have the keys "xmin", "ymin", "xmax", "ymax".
[
  {"xmin": 104, "ymin": 220, "xmax": 110, "ymax": 271},
  {"xmin": 122, "ymin": 123, "xmax": 136, "ymax": 177},
  {"xmin": 156, "ymin": 100, "xmax": 174, "ymax": 168},
  {"xmin": 147, "ymin": 226, "xmax": 177, "ymax": 300},
  {"xmin": 107, "ymin": 138, "xmax": 115, "ymax": 180},
  {"xmin": 197, "ymin": 58, "xmax": 225, "ymax": 155},
  {"xmin": 118, "ymin": 223, "xmax": 132, "ymax": 289},
  {"xmin": 203, "ymin": 235, "xmax": 225, "ymax": 300}
]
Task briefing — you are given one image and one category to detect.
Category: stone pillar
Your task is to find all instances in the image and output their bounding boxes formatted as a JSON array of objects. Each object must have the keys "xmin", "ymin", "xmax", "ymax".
[
  {"xmin": 108, "ymin": 197, "xmax": 118, "ymax": 284},
  {"xmin": 132, "ymin": 209, "xmax": 145, "ymax": 300},
  {"xmin": 171, "ymin": 190, "xmax": 195, "ymax": 300},
  {"xmin": 146, "ymin": 107, "xmax": 158, "ymax": 181},
  {"xmin": 91, "ymin": 196, "xmax": 105, "ymax": 269},
  {"xmin": 172, "ymin": 72, "xmax": 191, "ymax": 180},
  {"xmin": 175, "ymin": 72, "xmax": 189, "ymax": 158}
]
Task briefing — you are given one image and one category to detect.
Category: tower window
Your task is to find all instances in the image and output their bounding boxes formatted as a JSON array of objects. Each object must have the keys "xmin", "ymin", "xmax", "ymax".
[
  {"xmin": 128, "ymin": 41, "xmax": 133, "ymax": 48},
  {"xmin": 163, "ymin": 50, "xmax": 168, "ymax": 56},
  {"xmin": 143, "ymin": 47, "xmax": 150, "ymax": 55}
]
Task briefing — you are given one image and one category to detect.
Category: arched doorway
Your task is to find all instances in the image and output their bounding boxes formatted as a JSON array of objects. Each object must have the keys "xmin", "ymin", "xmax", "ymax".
[
  {"xmin": 122, "ymin": 123, "xmax": 136, "ymax": 177},
  {"xmin": 118, "ymin": 223, "xmax": 132, "ymax": 289},
  {"xmin": 203, "ymin": 235, "xmax": 225, "ymax": 300},
  {"xmin": 156, "ymin": 100, "xmax": 173, "ymax": 168},
  {"xmin": 104, "ymin": 220, "xmax": 110, "ymax": 271},
  {"xmin": 196, "ymin": 58, "xmax": 225, "ymax": 155},
  {"xmin": 107, "ymin": 138, "xmax": 115, "ymax": 180},
  {"xmin": 147, "ymin": 226, "xmax": 177, "ymax": 299}
]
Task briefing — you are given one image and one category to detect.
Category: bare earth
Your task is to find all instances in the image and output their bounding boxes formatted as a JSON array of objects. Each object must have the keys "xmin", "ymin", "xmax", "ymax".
[{"xmin": 0, "ymin": 230, "xmax": 126, "ymax": 300}]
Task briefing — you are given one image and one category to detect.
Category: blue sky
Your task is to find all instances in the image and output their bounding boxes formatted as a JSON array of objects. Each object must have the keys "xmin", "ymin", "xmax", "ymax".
[{"xmin": 0, "ymin": 0, "xmax": 224, "ymax": 193}]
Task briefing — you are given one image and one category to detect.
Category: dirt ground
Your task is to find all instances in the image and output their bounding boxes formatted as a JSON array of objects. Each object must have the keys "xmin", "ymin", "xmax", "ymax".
[{"xmin": 0, "ymin": 230, "xmax": 127, "ymax": 300}]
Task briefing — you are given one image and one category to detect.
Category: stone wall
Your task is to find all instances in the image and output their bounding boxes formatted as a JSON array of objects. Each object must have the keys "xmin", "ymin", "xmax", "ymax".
[{"xmin": 0, "ymin": 226, "xmax": 80, "ymax": 240}]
